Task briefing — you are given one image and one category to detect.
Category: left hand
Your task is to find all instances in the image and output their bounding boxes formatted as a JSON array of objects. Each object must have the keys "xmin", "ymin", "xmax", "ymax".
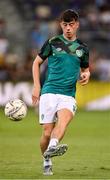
[{"xmin": 79, "ymin": 71, "xmax": 90, "ymax": 85}]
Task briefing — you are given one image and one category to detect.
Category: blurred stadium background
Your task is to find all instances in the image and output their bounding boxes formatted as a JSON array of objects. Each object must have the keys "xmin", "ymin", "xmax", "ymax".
[
  {"xmin": 0, "ymin": 0, "xmax": 110, "ymax": 179},
  {"xmin": 0, "ymin": 0, "xmax": 110, "ymax": 109}
]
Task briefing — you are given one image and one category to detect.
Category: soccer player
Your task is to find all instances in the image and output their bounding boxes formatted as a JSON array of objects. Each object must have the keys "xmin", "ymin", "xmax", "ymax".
[{"xmin": 32, "ymin": 9, "xmax": 90, "ymax": 175}]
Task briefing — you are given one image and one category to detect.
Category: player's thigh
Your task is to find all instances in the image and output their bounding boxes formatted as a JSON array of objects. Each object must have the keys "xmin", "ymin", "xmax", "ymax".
[{"xmin": 57, "ymin": 108, "xmax": 74, "ymax": 128}]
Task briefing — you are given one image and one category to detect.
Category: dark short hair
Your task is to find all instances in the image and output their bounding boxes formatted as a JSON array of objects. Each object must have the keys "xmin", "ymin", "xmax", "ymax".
[{"xmin": 59, "ymin": 9, "xmax": 79, "ymax": 22}]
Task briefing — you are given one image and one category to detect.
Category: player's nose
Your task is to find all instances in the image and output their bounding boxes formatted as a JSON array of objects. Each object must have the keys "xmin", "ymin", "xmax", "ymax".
[{"xmin": 66, "ymin": 25, "xmax": 71, "ymax": 31}]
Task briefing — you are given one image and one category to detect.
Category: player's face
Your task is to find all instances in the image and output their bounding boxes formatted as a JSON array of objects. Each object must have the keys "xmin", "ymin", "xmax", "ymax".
[{"xmin": 60, "ymin": 20, "xmax": 79, "ymax": 39}]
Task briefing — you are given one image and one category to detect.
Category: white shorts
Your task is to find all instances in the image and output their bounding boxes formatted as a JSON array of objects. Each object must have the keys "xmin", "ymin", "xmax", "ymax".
[{"xmin": 39, "ymin": 93, "xmax": 77, "ymax": 124}]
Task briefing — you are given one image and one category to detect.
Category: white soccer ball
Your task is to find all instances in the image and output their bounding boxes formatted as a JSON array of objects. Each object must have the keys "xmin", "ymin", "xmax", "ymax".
[{"xmin": 4, "ymin": 99, "xmax": 27, "ymax": 121}]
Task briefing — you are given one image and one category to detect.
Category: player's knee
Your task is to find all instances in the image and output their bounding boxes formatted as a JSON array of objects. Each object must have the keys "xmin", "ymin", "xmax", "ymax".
[
  {"xmin": 43, "ymin": 128, "xmax": 52, "ymax": 140},
  {"xmin": 43, "ymin": 131, "xmax": 51, "ymax": 140}
]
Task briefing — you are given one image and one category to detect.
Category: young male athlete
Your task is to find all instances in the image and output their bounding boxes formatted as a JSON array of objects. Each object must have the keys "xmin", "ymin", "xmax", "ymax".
[{"xmin": 32, "ymin": 9, "xmax": 90, "ymax": 175}]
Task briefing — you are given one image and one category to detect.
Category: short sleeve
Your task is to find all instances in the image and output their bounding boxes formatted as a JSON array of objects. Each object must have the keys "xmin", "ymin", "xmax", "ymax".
[
  {"xmin": 38, "ymin": 39, "xmax": 52, "ymax": 61},
  {"xmin": 80, "ymin": 46, "xmax": 89, "ymax": 68}
]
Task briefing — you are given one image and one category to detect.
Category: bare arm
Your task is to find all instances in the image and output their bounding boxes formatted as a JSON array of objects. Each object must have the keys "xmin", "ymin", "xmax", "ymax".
[
  {"xmin": 79, "ymin": 67, "xmax": 90, "ymax": 85},
  {"xmin": 32, "ymin": 55, "xmax": 43, "ymax": 105}
]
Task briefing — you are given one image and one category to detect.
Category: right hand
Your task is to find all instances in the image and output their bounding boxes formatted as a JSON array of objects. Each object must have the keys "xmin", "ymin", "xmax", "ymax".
[{"xmin": 32, "ymin": 86, "xmax": 40, "ymax": 106}]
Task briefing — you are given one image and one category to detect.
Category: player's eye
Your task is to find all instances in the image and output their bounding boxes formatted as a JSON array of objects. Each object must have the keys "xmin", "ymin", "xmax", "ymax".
[
  {"xmin": 63, "ymin": 23, "xmax": 67, "ymax": 26},
  {"xmin": 70, "ymin": 23, "xmax": 74, "ymax": 26}
]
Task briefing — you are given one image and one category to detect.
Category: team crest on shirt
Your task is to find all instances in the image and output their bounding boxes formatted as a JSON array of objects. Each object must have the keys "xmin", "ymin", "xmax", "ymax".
[{"xmin": 76, "ymin": 49, "xmax": 83, "ymax": 57}]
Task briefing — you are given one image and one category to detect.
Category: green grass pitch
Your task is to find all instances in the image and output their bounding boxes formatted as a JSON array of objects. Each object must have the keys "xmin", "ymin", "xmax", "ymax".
[{"xmin": 0, "ymin": 108, "xmax": 110, "ymax": 179}]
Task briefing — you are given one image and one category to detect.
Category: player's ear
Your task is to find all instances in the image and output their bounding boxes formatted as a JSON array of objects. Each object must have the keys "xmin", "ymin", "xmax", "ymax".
[
  {"xmin": 60, "ymin": 22, "xmax": 63, "ymax": 29},
  {"xmin": 76, "ymin": 21, "xmax": 79, "ymax": 29}
]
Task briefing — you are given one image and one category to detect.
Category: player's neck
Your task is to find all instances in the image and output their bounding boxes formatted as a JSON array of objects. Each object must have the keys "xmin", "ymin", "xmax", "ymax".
[{"xmin": 63, "ymin": 34, "xmax": 77, "ymax": 41}]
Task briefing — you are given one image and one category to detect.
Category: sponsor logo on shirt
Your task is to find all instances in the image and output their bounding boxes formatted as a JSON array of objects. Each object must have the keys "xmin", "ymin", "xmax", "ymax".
[{"xmin": 56, "ymin": 47, "xmax": 62, "ymax": 52}]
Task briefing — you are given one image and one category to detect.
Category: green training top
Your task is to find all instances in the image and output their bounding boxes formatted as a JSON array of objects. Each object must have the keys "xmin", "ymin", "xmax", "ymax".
[{"xmin": 38, "ymin": 34, "xmax": 89, "ymax": 97}]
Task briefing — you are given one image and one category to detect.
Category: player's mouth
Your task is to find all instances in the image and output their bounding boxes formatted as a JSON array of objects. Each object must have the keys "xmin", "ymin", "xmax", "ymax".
[{"xmin": 66, "ymin": 32, "xmax": 72, "ymax": 36}]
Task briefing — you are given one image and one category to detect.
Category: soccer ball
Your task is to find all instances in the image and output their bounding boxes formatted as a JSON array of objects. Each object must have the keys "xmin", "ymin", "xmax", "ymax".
[{"xmin": 4, "ymin": 99, "xmax": 27, "ymax": 121}]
